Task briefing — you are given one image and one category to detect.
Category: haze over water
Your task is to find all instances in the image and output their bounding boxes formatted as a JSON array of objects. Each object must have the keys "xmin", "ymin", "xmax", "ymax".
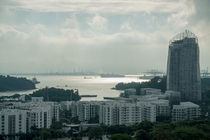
[{"xmin": 0, "ymin": 75, "xmax": 147, "ymax": 101}]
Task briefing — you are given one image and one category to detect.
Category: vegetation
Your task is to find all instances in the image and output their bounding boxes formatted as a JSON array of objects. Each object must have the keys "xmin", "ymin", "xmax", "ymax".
[
  {"xmin": 88, "ymin": 126, "xmax": 103, "ymax": 140},
  {"xmin": 0, "ymin": 75, "xmax": 35, "ymax": 92},
  {"xmin": 0, "ymin": 93, "xmax": 21, "ymax": 100},
  {"xmin": 115, "ymin": 76, "xmax": 166, "ymax": 96},
  {"xmin": 31, "ymin": 87, "xmax": 81, "ymax": 102},
  {"xmin": 114, "ymin": 82, "xmax": 141, "ymax": 91},
  {"xmin": 84, "ymin": 119, "xmax": 210, "ymax": 140},
  {"xmin": 2, "ymin": 119, "xmax": 210, "ymax": 140},
  {"xmin": 109, "ymin": 134, "xmax": 134, "ymax": 140},
  {"xmin": 105, "ymin": 119, "xmax": 210, "ymax": 140},
  {"xmin": 115, "ymin": 76, "xmax": 210, "ymax": 95}
]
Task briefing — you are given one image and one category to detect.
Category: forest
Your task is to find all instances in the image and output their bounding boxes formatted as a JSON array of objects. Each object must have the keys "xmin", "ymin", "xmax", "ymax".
[
  {"xmin": 0, "ymin": 75, "xmax": 35, "ymax": 92},
  {"xmin": 31, "ymin": 87, "xmax": 81, "ymax": 102}
]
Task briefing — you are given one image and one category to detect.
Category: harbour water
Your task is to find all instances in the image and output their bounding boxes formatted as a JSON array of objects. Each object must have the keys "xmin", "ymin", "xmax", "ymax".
[{"xmin": 0, "ymin": 75, "xmax": 147, "ymax": 101}]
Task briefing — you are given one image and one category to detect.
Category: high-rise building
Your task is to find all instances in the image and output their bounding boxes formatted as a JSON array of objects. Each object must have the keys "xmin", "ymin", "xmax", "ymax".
[{"xmin": 167, "ymin": 30, "xmax": 201, "ymax": 102}]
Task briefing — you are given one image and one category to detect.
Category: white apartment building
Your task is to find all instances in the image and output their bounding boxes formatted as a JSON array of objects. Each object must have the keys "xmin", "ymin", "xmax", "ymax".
[
  {"xmin": 13, "ymin": 101, "xmax": 60, "ymax": 122},
  {"xmin": 0, "ymin": 101, "xmax": 59, "ymax": 135},
  {"xmin": 139, "ymin": 102, "xmax": 156, "ymax": 122},
  {"xmin": 0, "ymin": 109, "xmax": 28, "ymax": 135},
  {"xmin": 172, "ymin": 102, "xmax": 200, "ymax": 121},
  {"xmin": 150, "ymin": 99, "xmax": 170, "ymax": 116},
  {"xmin": 44, "ymin": 102, "xmax": 60, "ymax": 122},
  {"xmin": 62, "ymin": 101, "xmax": 100, "ymax": 122},
  {"xmin": 29, "ymin": 106, "xmax": 52, "ymax": 129},
  {"xmin": 99, "ymin": 101, "xmax": 156, "ymax": 126}
]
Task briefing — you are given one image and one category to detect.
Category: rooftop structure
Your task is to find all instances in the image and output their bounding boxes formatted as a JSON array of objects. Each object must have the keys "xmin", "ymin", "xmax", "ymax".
[{"xmin": 169, "ymin": 29, "xmax": 198, "ymax": 45}]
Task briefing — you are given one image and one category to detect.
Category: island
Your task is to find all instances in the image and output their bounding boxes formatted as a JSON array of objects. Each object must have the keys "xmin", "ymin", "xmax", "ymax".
[
  {"xmin": 31, "ymin": 87, "xmax": 81, "ymax": 102},
  {"xmin": 100, "ymin": 73, "xmax": 124, "ymax": 78},
  {"xmin": 114, "ymin": 76, "xmax": 167, "ymax": 92},
  {"xmin": 0, "ymin": 75, "xmax": 36, "ymax": 92}
]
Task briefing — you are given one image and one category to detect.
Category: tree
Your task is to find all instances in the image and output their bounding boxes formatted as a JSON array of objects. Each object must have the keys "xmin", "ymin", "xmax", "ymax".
[
  {"xmin": 0, "ymin": 75, "xmax": 35, "ymax": 91},
  {"xmin": 88, "ymin": 126, "xmax": 103, "ymax": 140},
  {"xmin": 107, "ymin": 125, "xmax": 133, "ymax": 135},
  {"xmin": 109, "ymin": 134, "xmax": 134, "ymax": 140},
  {"xmin": 40, "ymin": 129, "xmax": 51, "ymax": 140},
  {"xmin": 50, "ymin": 121, "xmax": 62, "ymax": 130},
  {"xmin": 31, "ymin": 87, "xmax": 81, "ymax": 102},
  {"xmin": 150, "ymin": 123, "xmax": 173, "ymax": 140},
  {"xmin": 171, "ymin": 126, "xmax": 206, "ymax": 140},
  {"xmin": 136, "ymin": 121, "xmax": 153, "ymax": 132},
  {"xmin": 135, "ymin": 129, "xmax": 150, "ymax": 140}
]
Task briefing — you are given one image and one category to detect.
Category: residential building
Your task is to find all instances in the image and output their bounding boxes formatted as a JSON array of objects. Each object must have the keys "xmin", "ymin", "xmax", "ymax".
[
  {"xmin": 99, "ymin": 101, "xmax": 156, "ymax": 126},
  {"xmin": 151, "ymin": 99, "xmax": 170, "ymax": 116},
  {"xmin": 141, "ymin": 88, "xmax": 162, "ymax": 95},
  {"xmin": 0, "ymin": 109, "xmax": 27, "ymax": 135},
  {"xmin": 172, "ymin": 102, "xmax": 200, "ymax": 121}
]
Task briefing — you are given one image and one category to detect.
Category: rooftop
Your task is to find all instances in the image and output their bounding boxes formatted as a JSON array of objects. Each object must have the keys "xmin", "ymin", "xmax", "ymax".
[
  {"xmin": 169, "ymin": 30, "xmax": 198, "ymax": 45},
  {"xmin": 173, "ymin": 102, "xmax": 199, "ymax": 109}
]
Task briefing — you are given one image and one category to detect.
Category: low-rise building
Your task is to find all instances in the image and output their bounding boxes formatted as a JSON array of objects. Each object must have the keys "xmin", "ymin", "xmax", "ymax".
[
  {"xmin": 31, "ymin": 97, "xmax": 44, "ymax": 102},
  {"xmin": 151, "ymin": 99, "xmax": 170, "ymax": 116},
  {"xmin": 172, "ymin": 102, "xmax": 200, "ymax": 121},
  {"xmin": 141, "ymin": 88, "xmax": 162, "ymax": 95}
]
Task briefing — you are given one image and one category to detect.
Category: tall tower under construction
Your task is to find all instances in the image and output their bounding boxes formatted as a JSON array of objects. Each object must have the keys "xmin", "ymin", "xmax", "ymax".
[{"xmin": 167, "ymin": 30, "xmax": 201, "ymax": 102}]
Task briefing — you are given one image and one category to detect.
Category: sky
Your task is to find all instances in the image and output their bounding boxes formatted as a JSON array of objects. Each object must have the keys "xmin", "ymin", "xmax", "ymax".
[{"xmin": 0, "ymin": 0, "xmax": 209, "ymax": 74}]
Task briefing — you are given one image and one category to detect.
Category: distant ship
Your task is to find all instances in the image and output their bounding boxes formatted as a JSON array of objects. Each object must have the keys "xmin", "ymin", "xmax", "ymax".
[
  {"xmin": 100, "ymin": 74, "xmax": 125, "ymax": 78},
  {"xmin": 31, "ymin": 77, "xmax": 40, "ymax": 84},
  {"xmin": 139, "ymin": 75, "xmax": 155, "ymax": 80},
  {"xmin": 84, "ymin": 76, "xmax": 94, "ymax": 79}
]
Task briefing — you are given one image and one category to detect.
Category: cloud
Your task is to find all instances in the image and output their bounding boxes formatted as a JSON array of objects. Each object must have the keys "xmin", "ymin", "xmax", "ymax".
[
  {"xmin": 88, "ymin": 15, "xmax": 107, "ymax": 31},
  {"xmin": 0, "ymin": 0, "xmax": 209, "ymax": 73},
  {"xmin": 167, "ymin": 0, "xmax": 195, "ymax": 31},
  {"xmin": 120, "ymin": 23, "xmax": 132, "ymax": 31},
  {"xmin": 0, "ymin": 24, "xmax": 28, "ymax": 39},
  {"xmin": 4, "ymin": 0, "xmax": 186, "ymax": 14}
]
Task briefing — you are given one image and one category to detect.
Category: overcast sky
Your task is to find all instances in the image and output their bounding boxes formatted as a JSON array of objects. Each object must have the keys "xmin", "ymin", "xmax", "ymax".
[{"xmin": 0, "ymin": 0, "xmax": 209, "ymax": 74}]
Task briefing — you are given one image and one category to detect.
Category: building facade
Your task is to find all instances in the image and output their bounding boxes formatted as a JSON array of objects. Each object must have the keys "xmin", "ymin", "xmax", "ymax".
[
  {"xmin": 167, "ymin": 30, "xmax": 201, "ymax": 102},
  {"xmin": 62, "ymin": 101, "xmax": 100, "ymax": 122},
  {"xmin": 99, "ymin": 102, "xmax": 156, "ymax": 126},
  {"xmin": 172, "ymin": 102, "xmax": 200, "ymax": 121},
  {"xmin": 0, "ymin": 101, "xmax": 59, "ymax": 135},
  {"xmin": 0, "ymin": 109, "xmax": 27, "ymax": 135}
]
